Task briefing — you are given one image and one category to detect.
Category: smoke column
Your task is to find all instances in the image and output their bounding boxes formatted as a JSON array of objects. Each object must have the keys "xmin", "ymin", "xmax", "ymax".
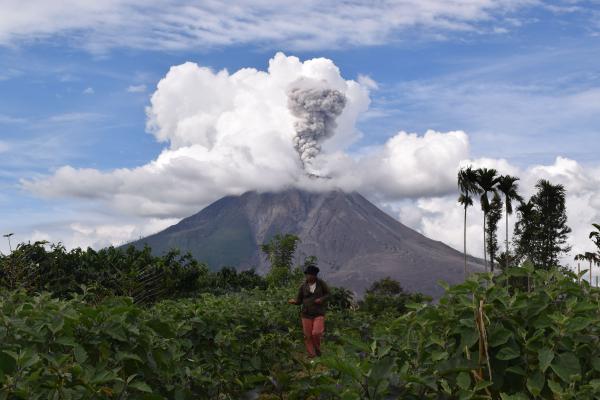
[{"xmin": 287, "ymin": 79, "xmax": 347, "ymax": 173}]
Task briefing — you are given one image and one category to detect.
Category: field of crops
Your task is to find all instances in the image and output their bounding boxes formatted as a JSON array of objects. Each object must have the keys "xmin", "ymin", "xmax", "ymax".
[{"xmin": 2, "ymin": 260, "xmax": 600, "ymax": 399}]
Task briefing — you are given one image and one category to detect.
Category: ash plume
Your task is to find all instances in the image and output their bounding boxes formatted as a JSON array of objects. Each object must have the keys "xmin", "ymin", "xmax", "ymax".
[{"xmin": 287, "ymin": 79, "xmax": 347, "ymax": 173}]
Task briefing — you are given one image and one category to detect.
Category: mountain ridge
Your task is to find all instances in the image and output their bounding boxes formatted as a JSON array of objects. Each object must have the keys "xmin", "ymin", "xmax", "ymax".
[{"xmin": 129, "ymin": 188, "xmax": 484, "ymax": 298}]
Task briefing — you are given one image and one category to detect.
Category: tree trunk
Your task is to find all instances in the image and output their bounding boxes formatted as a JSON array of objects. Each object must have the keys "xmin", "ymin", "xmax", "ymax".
[
  {"xmin": 591, "ymin": 260, "xmax": 593, "ymax": 287},
  {"xmin": 505, "ymin": 202, "xmax": 509, "ymax": 270},
  {"xmin": 578, "ymin": 262, "xmax": 580, "ymax": 284},
  {"xmin": 464, "ymin": 206, "xmax": 468, "ymax": 279},
  {"xmin": 483, "ymin": 213, "xmax": 488, "ymax": 273}
]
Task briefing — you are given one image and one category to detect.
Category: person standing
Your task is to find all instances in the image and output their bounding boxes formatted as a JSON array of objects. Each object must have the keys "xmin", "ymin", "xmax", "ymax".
[{"xmin": 288, "ymin": 265, "xmax": 330, "ymax": 358}]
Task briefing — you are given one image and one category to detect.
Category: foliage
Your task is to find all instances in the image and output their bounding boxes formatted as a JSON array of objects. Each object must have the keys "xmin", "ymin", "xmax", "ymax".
[
  {"xmin": 458, "ymin": 166, "xmax": 480, "ymax": 276},
  {"xmin": 486, "ymin": 193, "xmax": 503, "ymax": 272},
  {"xmin": 260, "ymin": 234, "xmax": 301, "ymax": 270},
  {"xmin": 475, "ymin": 168, "xmax": 501, "ymax": 271},
  {"xmin": 0, "ymin": 242, "xmax": 209, "ymax": 304},
  {"xmin": 200, "ymin": 266, "xmax": 267, "ymax": 294},
  {"xmin": 4, "ymin": 259, "xmax": 600, "ymax": 398},
  {"xmin": 360, "ymin": 277, "xmax": 430, "ymax": 315},
  {"xmin": 327, "ymin": 287, "xmax": 356, "ymax": 311},
  {"xmin": 497, "ymin": 175, "xmax": 523, "ymax": 270},
  {"xmin": 590, "ymin": 223, "xmax": 600, "ymax": 253},
  {"xmin": 302, "ymin": 267, "xmax": 600, "ymax": 399},
  {"xmin": 514, "ymin": 180, "xmax": 571, "ymax": 269}
]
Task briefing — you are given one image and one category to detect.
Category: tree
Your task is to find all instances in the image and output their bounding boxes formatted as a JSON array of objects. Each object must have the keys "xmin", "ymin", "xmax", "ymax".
[
  {"xmin": 590, "ymin": 223, "xmax": 600, "ymax": 252},
  {"xmin": 513, "ymin": 180, "xmax": 571, "ymax": 270},
  {"xmin": 495, "ymin": 251, "xmax": 518, "ymax": 272},
  {"xmin": 457, "ymin": 166, "xmax": 480, "ymax": 277},
  {"xmin": 513, "ymin": 200, "xmax": 538, "ymax": 264},
  {"xmin": 361, "ymin": 277, "xmax": 428, "ymax": 315},
  {"xmin": 581, "ymin": 252, "xmax": 599, "ymax": 287},
  {"xmin": 475, "ymin": 168, "xmax": 500, "ymax": 272},
  {"xmin": 531, "ymin": 180, "xmax": 571, "ymax": 269},
  {"xmin": 486, "ymin": 193, "xmax": 503, "ymax": 272},
  {"xmin": 575, "ymin": 253, "xmax": 588, "ymax": 284},
  {"xmin": 260, "ymin": 234, "xmax": 300, "ymax": 270},
  {"xmin": 261, "ymin": 233, "xmax": 302, "ymax": 287},
  {"xmin": 497, "ymin": 175, "xmax": 523, "ymax": 269}
]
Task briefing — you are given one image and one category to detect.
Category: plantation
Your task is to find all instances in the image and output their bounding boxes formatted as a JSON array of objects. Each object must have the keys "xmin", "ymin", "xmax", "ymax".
[{"xmin": 2, "ymin": 242, "xmax": 600, "ymax": 398}]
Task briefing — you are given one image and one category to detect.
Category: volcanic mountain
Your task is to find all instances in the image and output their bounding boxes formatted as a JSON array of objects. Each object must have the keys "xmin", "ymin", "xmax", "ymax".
[{"xmin": 130, "ymin": 189, "xmax": 483, "ymax": 298}]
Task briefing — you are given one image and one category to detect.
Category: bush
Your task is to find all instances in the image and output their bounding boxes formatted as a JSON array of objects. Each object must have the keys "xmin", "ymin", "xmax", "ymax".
[{"xmin": 360, "ymin": 277, "xmax": 429, "ymax": 315}]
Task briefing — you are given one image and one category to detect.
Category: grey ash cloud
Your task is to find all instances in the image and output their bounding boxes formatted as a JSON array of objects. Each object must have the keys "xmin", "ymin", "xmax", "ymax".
[{"xmin": 287, "ymin": 79, "xmax": 347, "ymax": 172}]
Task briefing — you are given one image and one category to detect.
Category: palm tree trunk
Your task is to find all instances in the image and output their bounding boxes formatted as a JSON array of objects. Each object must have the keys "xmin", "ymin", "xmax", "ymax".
[
  {"xmin": 483, "ymin": 213, "xmax": 487, "ymax": 273},
  {"xmin": 505, "ymin": 202, "xmax": 509, "ymax": 270},
  {"xmin": 590, "ymin": 260, "xmax": 593, "ymax": 287},
  {"xmin": 578, "ymin": 262, "xmax": 580, "ymax": 284},
  {"xmin": 464, "ymin": 206, "xmax": 468, "ymax": 279}
]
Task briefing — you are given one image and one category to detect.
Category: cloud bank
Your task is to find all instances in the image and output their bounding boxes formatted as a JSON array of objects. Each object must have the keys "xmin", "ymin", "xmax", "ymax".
[
  {"xmin": 0, "ymin": 0, "xmax": 535, "ymax": 52},
  {"xmin": 21, "ymin": 53, "xmax": 600, "ymax": 271}
]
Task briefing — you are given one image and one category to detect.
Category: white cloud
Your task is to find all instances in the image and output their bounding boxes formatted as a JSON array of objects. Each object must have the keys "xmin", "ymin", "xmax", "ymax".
[
  {"xmin": 24, "ymin": 53, "xmax": 469, "ymax": 219},
  {"xmin": 82, "ymin": 87, "xmax": 94, "ymax": 95},
  {"xmin": 0, "ymin": 114, "xmax": 26, "ymax": 124},
  {"xmin": 0, "ymin": 0, "xmax": 537, "ymax": 52},
  {"xmin": 19, "ymin": 53, "xmax": 600, "ymax": 277},
  {"xmin": 127, "ymin": 84, "xmax": 146, "ymax": 93}
]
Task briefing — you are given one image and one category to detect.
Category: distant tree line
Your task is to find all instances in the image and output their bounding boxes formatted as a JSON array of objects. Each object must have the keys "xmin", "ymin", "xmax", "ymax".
[
  {"xmin": 457, "ymin": 166, "xmax": 591, "ymax": 273},
  {"xmin": 0, "ymin": 233, "xmax": 427, "ymax": 316}
]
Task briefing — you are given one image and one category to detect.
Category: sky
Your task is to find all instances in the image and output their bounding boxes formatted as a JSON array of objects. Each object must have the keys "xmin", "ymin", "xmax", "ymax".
[{"xmin": 1, "ymin": 0, "xmax": 600, "ymax": 273}]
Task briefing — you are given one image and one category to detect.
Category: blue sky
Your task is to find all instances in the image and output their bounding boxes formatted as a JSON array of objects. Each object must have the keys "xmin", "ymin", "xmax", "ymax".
[{"xmin": 1, "ymin": 1, "xmax": 600, "ymax": 258}]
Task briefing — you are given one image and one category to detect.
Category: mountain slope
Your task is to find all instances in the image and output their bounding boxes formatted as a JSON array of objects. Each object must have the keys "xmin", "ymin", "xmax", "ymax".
[{"xmin": 130, "ymin": 189, "xmax": 483, "ymax": 298}]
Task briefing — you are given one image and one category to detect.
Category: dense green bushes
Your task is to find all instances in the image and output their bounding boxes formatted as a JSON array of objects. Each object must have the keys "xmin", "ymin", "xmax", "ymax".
[
  {"xmin": 0, "ymin": 242, "xmax": 267, "ymax": 303},
  {"xmin": 0, "ymin": 286, "xmax": 378, "ymax": 399},
  {"xmin": 306, "ymin": 267, "xmax": 600, "ymax": 399},
  {"xmin": 4, "ymin": 241, "xmax": 600, "ymax": 398}
]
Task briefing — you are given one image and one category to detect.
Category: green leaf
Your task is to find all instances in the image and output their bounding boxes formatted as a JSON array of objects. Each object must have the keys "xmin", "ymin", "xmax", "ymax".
[
  {"xmin": 551, "ymin": 352, "xmax": 580, "ymax": 382},
  {"xmin": 456, "ymin": 371, "xmax": 471, "ymax": 390},
  {"xmin": 547, "ymin": 380, "xmax": 562, "ymax": 394},
  {"xmin": 0, "ymin": 352, "xmax": 16, "ymax": 375},
  {"xmin": 591, "ymin": 356, "xmax": 600, "ymax": 372},
  {"xmin": 496, "ymin": 346, "xmax": 520, "ymax": 361},
  {"xmin": 538, "ymin": 347, "xmax": 554, "ymax": 373},
  {"xmin": 74, "ymin": 345, "xmax": 88, "ymax": 364},
  {"xmin": 129, "ymin": 381, "xmax": 153, "ymax": 393},
  {"xmin": 526, "ymin": 371, "xmax": 545, "ymax": 396},
  {"xmin": 370, "ymin": 356, "xmax": 395, "ymax": 382},
  {"xmin": 488, "ymin": 327, "xmax": 512, "ymax": 347},
  {"xmin": 431, "ymin": 351, "xmax": 448, "ymax": 362},
  {"xmin": 506, "ymin": 365, "xmax": 526, "ymax": 376},
  {"xmin": 565, "ymin": 317, "xmax": 591, "ymax": 332},
  {"xmin": 474, "ymin": 380, "xmax": 493, "ymax": 392},
  {"xmin": 116, "ymin": 352, "xmax": 143, "ymax": 363}
]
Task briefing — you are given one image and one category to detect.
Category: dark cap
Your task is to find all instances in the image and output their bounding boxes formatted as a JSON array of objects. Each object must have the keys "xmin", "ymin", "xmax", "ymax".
[{"xmin": 303, "ymin": 265, "xmax": 320, "ymax": 275}]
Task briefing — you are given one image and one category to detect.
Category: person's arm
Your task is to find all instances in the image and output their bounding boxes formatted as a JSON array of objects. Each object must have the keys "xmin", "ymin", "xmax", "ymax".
[{"xmin": 315, "ymin": 280, "xmax": 330, "ymax": 304}]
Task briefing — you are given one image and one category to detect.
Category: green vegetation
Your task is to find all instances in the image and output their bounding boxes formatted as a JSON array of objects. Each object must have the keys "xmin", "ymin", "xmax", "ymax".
[
  {"xmin": 457, "ymin": 167, "xmax": 572, "ymax": 274},
  {"xmin": 0, "ymin": 171, "xmax": 599, "ymax": 398},
  {"xmin": 3, "ymin": 249, "xmax": 600, "ymax": 398},
  {"xmin": 513, "ymin": 180, "xmax": 572, "ymax": 269}
]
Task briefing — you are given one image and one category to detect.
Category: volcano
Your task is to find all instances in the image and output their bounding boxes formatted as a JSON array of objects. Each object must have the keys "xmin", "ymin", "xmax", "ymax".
[{"xmin": 129, "ymin": 189, "xmax": 483, "ymax": 298}]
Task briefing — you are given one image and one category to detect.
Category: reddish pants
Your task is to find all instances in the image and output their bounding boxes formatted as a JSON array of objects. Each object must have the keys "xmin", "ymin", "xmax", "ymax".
[{"xmin": 301, "ymin": 316, "xmax": 325, "ymax": 357}]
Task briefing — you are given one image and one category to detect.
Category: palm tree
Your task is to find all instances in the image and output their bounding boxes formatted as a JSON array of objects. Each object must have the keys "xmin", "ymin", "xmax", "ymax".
[
  {"xmin": 497, "ymin": 175, "xmax": 523, "ymax": 270},
  {"xmin": 475, "ymin": 168, "xmax": 500, "ymax": 272},
  {"xmin": 575, "ymin": 253, "xmax": 586, "ymax": 284},
  {"xmin": 585, "ymin": 252, "xmax": 598, "ymax": 286},
  {"xmin": 457, "ymin": 166, "xmax": 480, "ymax": 278},
  {"xmin": 590, "ymin": 223, "xmax": 600, "ymax": 251}
]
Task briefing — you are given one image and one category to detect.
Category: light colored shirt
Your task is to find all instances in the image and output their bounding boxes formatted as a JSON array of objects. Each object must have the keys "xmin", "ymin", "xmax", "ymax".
[{"xmin": 309, "ymin": 282, "xmax": 317, "ymax": 293}]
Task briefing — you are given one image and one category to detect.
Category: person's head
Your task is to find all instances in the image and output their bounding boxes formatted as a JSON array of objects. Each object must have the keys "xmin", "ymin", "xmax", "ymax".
[{"xmin": 304, "ymin": 265, "xmax": 319, "ymax": 283}]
